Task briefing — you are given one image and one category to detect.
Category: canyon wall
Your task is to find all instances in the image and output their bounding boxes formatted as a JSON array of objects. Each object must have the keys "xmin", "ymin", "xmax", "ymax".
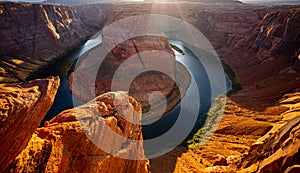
[
  {"xmin": 0, "ymin": 2, "xmax": 108, "ymax": 84},
  {"xmin": 220, "ymin": 7, "xmax": 300, "ymax": 109},
  {"xmin": 0, "ymin": 2, "xmax": 299, "ymax": 172},
  {"xmin": 0, "ymin": 2, "xmax": 292, "ymax": 87},
  {"xmin": 151, "ymin": 6, "xmax": 300, "ymax": 173},
  {"xmin": 75, "ymin": 4, "xmax": 112, "ymax": 29},
  {"xmin": 231, "ymin": 8, "xmax": 300, "ymax": 172},
  {"xmin": 0, "ymin": 3, "xmax": 150, "ymax": 171},
  {"xmin": 74, "ymin": 3, "xmax": 289, "ymax": 51}
]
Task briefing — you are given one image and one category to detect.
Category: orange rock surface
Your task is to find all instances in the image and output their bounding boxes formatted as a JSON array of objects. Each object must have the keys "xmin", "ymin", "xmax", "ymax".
[
  {"xmin": 6, "ymin": 92, "xmax": 150, "ymax": 173},
  {"xmin": 0, "ymin": 76, "xmax": 60, "ymax": 171},
  {"xmin": 151, "ymin": 5, "xmax": 300, "ymax": 173},
  {"xmin": 241, "ymin": 116, "xmax": 300, "ymax": 173}
]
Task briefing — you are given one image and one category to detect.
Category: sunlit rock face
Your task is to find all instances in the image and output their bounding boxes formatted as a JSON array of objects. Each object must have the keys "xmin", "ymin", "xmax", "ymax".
[
  {"xmin": 240, "ymin": 116, "xmax": 300, "ymax": 173},
  {"xmin": 68, "ymin": 8, "xmax": 185, "ymax": 115},
  {"xmin": 0, "ymin": 76, "xmax": 60, "ymax": 171},
  {"xmin": 150, "ymin": 5, "xmax": 300, "ymax": 172},
  {"xmin": 204, "ymin": 8, "xmax": 300, "ymax": 172},
  {"xmin": 250, "ymin": 9, "xmax": 300, "ymax": 73},
  {"xmin": 0, "ymin": 2, "xmax": 104, "ymax": 84},
  {"xmin": 6, "ymin": 92, "xmax": 150, "ymax": 173}
]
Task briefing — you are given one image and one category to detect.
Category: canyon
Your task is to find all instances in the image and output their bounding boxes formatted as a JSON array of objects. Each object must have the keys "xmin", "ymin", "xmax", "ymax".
[
  {"xmin": 0, "ymin": 2, "xmax": 108, "ymax": 84},
  {"xmin": 0, "ymin": 1, "xmax": 299, "ymax": 173},
  {"xmin": 152, "ymin": 4, "xmax": 300, "ymax": 173},
  {"xmin": 1, "ymin": 77, "xmax": 150, "ymax": 172},
  {"xmin": 68, "ymin": 6, "xmax": 192, "ymax": 116}
]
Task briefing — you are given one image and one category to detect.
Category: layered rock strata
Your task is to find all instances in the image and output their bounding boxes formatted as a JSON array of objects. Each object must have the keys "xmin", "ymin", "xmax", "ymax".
[
  {"xmin": 220, "ymin": 7, "xmax": 300, "ymax": 109},
  {"xmin": 0, "ymin": 2, "xmax": 105, "ymax": 84}
]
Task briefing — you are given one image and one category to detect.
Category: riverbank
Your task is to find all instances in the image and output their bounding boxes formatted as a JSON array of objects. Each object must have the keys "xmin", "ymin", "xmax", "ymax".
[{"xmin": 27, "ymin": 37, "xmax": 95, "ymax": 81}]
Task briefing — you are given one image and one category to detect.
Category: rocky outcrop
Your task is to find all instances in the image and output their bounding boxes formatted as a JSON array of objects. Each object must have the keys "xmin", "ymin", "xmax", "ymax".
[
  {"xmin": 251, "ymin": 8, "xmax": 300, "ymax": 58},
  {"xmin": 0, "ymin": 2, "xmax": 104, "ymax": 84},
  {"xmin": 68, "ymin": 8, "xmax": 190, "ymax": 115},
  {"xmin": 0, "ymin": 76, "xmax": 60, "ymax": 171},
  {"xmin": 1, "ymin": 2, "xmax": 299, "ymax": 172},
  {"xmin": 6, "ymin": 91, "xmax": 150, "ymax": 173},
  {"xmin": 100, "ymin": 9, "xmax": 176, "ymax": 109},
  {"xmin": 240, "ymin": 116, "xmax": 300, "ymax": 173}
]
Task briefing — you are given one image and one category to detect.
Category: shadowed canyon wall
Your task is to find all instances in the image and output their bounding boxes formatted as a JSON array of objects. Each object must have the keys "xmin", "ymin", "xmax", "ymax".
[
  {"xmin": 0, "ymin": 2, "xmax": 109, "ymax": 84},
  {"xmin": 220, "ymin": 7, "xmax": 300, "ymax": 110}
]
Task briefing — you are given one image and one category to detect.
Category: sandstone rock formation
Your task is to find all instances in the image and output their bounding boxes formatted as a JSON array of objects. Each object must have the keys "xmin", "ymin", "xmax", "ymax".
[
  {"xmin": 241, "ymin": 116, "xmax": 300, "ymax": 173},
  {"xmin": 0, "ymin": 2, "xmax": 107, "ymax": 84},
  {"xmin": 6, "ymin": 91, "xmax": 150, "ymax": 173},
  {"xmin": 68, "ymin": 7, "xmax": 191, "ymax": 116},
  {"xmin": 0, "ymin": 76, "xmax": 60, "ymax": 171},
  {"xmin": 220, "ymin": 7, "xmax": 300, "ymax": 110},
  {"xmin": 99, "ymin": 10, "xmax": 176, "ymax": 110},
  {"xmin": 151, "ymin": 5, "xmax": 300, "ymax": 173}
]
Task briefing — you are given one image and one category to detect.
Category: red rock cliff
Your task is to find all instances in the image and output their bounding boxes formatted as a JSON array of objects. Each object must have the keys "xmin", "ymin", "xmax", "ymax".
[
  {"xmin": 220, "ymin": 7, "xmax": 300, "ymax": 109},
  {"xmin": 151, "ymin": 5, "xmax": 300, "ymax": 173}
]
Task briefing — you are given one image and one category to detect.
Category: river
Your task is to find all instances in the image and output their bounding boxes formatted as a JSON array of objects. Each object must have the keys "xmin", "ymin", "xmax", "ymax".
[{"xmin": 36, "ymin": 32, "xmax": 231, "ymax": 155}]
